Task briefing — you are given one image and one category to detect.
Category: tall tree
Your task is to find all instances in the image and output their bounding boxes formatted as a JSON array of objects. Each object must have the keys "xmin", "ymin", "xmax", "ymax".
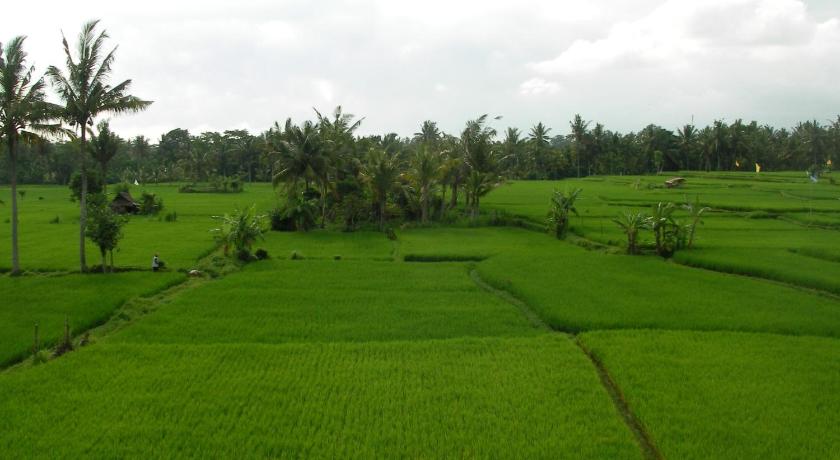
[
  {"xmin": 362, "ymin": 148, "xmax": 401, "ymax": 230},
  {"xmin": 0, "ymin": 36, "xmax": 61, "ymax": 274},
  {"xmin": 89, "ymin": 120, "xmax": 120, "ymax": 192},
  {"xmin": 47, "ymin": 20, "xmax": 151, "ymax": 272},
  {"xmin": 407, "ymin": 146, "xmax": 442, "ymax": 223},
  {"xmin": 528, "ymin": 122, "xmax": 551, "ymax": 177},
  {"xmin": 569, "ymin": 114, "xmax": 590, "ymax": 177}
]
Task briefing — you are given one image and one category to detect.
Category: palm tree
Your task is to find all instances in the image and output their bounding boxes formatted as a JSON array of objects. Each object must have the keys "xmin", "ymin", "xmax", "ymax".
[
  {"xmin": 528, "ymin": 122, "xmax": 551, "ymax": 176},
  {"xmin": 407, "ymin": 146, "xmax": 442, "ymax": 223},
  {"xmin": 1, "ymin": 36, "xmax": 61, "ymax": 275},
  {"xmin": 90, "ymin": 120, "xmax": 120, "ymax": 193},
  {"xmin": 413, "ymin": 120, "xmax": 441, "ymax": 146},
  {"xmin": 677, "ymin": 124, "xmax": 697, "ymax": 170},
  {"xmin": 47, "ymin": 20, "xmax": 151, "ymax": 272},
  {"xmin": 464, "ymin": 169, "xmax": 498, "ymax": 220},
  {"xmin": 570, "ymin": 114, "xmax": 590, "ymax": 177},
  {"xmin": 547, "ymin": 188, "xmax": 582, "ymax": 239},
  {"xmin": 500, "ymin": 127, "xmax": 525, "ymax": 177},
  {"xmin": 362, "ymin": 148, "xmax": 401, "ymax": 230},
  {"xmin": 271, "ymin": 119, "xmax": 326, "ymax": 192},
  {"xmin": 613, "ymin": 211, "xmax": 650, "ymax": 255}
]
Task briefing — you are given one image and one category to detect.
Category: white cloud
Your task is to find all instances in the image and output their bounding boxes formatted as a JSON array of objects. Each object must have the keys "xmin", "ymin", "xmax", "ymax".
[
  {"xmin": 531, "ymin": 0, "xmax": 840, "ymax": 76},
  {"xmin": 519, "ymin": 78, "xmax": 561, "ymax": 96}
]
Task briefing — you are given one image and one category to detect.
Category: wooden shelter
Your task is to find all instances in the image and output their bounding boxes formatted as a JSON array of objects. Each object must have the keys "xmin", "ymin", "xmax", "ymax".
[
  {"xmin": 664, "ymin": 177, "xmax": 686, "ymax": 188},
  {"xmin": 110, "ymin": 191, "xmax": 140, "ymax": 214}
]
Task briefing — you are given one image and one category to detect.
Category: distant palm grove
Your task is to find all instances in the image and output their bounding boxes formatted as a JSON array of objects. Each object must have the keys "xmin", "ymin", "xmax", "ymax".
[{"xmin": 4, "ymin": 111, "xmax": 840, "ymax": 186}]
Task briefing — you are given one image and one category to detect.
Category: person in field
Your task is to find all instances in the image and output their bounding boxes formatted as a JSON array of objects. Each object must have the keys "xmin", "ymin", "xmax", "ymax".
[{"xmin": 152, "ymin": 253, "xmax": 160, "ymax": 272}]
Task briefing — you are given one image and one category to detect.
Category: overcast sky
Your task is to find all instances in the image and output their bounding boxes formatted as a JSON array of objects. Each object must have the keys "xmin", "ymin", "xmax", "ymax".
[{"xmin": 3, "ymin": 0, "xmax": 839, "ymax": 140}]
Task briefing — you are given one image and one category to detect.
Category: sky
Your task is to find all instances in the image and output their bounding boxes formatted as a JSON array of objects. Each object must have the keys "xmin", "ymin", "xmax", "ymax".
[{"xmin": 3, "ymin": 0, "xmax": 840, "ymax": 140}]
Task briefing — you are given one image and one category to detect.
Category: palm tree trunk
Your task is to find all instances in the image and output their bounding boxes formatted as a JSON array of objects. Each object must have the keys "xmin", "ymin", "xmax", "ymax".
[
  {"xmin": 450, "ymin": 182, "xmax": 458, "ymax": 209},
  {"xmin": 379, "ymin": 200, "xmax": 386, "ymax": 231},
  {"xmin": 79, "ymin": 128, "xmax": 88, "ymax": 272},
  {"xmin": 9, "ymin": 138, "xmax": 20, "ymax": 275},
  {"xmin": 440, "ymin": 185, "xmax": 447, "ymax": 216},
  {"xmin": 421, "ymin": 185, "xmax": 428, "ymax": 223},
  {"xmin": 101, "ymin": 163, "xmax": 108, "ymax": 195}
]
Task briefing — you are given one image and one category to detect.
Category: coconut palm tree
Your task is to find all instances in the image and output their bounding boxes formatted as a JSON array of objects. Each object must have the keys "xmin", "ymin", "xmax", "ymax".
[
  {"xmin": 89, "ymin": 120, "xmax": 120, "ymax": 193},
  {"xmin": 413, "ymin": 120, "xmax": 441, "ymax": 146},
  {"xmin": 47, "ymin": 20, "xmax": 151, "ymax": 272},
  {"xmin": 570, "ymin": 114, "xmax": 590, "ymax": 177},
  {"xmin": 1, "ymin": 36, "xmax": 62, "ymax": 275},
  {"xmin": 528, "ymin": 122, "xmax": 551, "ymax": 176},
  {"xmin": 407, "ymin": 146, "xmax": 442, "ymax": 223},
  {"xmin": 613, "ymin": 211, "xmax": 650, "ymax": 255},
  {"xmin": 362, "ymin": 148, "xmax": 401, "ymax": 230},
  {"xmin": 464, "ymin": 169, "xmax": 498, "ymax": 220},
  {"xmin": 271, "ymin": 119, "xmax": 326, "ymax": 192}
]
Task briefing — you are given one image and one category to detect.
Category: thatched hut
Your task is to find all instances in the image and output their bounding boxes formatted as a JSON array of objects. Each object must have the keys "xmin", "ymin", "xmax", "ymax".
[{"xmin": 110, "ymin": 191, "xmax": 140, "ymax": 214}]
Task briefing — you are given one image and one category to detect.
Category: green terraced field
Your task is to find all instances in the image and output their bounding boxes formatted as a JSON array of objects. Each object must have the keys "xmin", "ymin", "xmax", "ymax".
[
  {"xmin": 114, "ymin": 258, "xmax": 542, "ymax": 344},
  {"xmin": 484, "ymin": 173, "xmax": 840, "ymax": 294},
  {"xmin": 579, "ymin": 330, "xmax": 840, "ymax": 459},
  {"xmin": 0, "ymin": 271, "xmax": 182, "ymax": 367},
  {"xmin": 2, "ymin": 175, "xmax": 840, "ymax": 458}
]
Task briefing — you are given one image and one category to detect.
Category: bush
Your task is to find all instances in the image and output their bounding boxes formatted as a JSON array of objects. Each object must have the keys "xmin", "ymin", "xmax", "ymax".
[
  {"xmin": 164, "ymin": 211, "xmax": 178, "ymax": 222},
  {"xmin": 49, "ymin": 215, "xmax": 60, "ymax": 224},
  {"xmin": 139, "ymin": 192, "xmax": 164, "ymax": 215},
  {"xmin": 290, "ymin": 250, "xmax": 305, "ymax": 260},
  {"xmin": 254, "ymin": 248, "xmax": 269, "ymax": 260},
  {"xmin": 270, "ymin": 208, "xmax": 295, "ymax": 231}
]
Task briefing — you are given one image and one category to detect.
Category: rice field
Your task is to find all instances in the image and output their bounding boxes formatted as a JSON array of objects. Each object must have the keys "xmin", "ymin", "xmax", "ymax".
[
  {"xmin": 2, "ymin": 174, "xmax": 840, "ymax": 458},
  {"xmin": 579, "ymin": 330, "xmax": 840, "ymax": 459},
  {"xmin": 484, "ymin": 173, "xmax": 840, "ymax": 294}
]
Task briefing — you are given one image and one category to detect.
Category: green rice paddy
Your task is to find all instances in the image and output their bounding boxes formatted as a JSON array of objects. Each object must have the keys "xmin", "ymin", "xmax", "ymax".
[{"xmin": 2, "ymin": 174, "xmax": 839, "ymax": 458}]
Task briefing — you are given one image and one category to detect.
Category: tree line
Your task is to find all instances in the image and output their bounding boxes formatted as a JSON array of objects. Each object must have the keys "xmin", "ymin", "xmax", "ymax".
[{"xmin": 4, "ymin": 113, "xmax": 840, "ymax": 187}]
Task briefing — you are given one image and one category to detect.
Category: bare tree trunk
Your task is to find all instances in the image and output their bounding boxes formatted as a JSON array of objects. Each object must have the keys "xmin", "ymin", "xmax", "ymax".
[
  {"xmin": 9, "ymin": 138, "xmax": 20, "ymax": 275},
  {"xmin": 79, "ymin": 128, "xmax": 88, "ymax": 272},
  {"xmin": 100, "ymin": 248, "xmax": 107, "ymax": 273}
]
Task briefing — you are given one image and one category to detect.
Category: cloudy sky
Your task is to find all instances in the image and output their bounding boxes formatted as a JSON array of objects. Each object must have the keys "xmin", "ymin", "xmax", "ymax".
[{"xmin": 3, "ymin": 0, "xmax": 839, "ymax": 140}]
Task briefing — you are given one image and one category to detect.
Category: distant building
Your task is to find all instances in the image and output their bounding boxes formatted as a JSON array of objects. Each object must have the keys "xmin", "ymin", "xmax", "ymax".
[{"xmin": 110, "ymin": 191, "xmax": 140, "ymax": 214}]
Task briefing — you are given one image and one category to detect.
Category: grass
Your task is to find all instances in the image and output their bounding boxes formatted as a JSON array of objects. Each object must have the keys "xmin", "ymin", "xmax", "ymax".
[
  {"xmin": 0, "ymin": 271, "xmax": 183, "ymax": 367},
  {"xmin": 2, "ymin": 176, "xmax": 840, "ymax": 457},
  {"xmin": 0, "ymin": 336, "xmax": 640, "ymax": 458},
  {"xmin": 579, "ymin": 330, "xmax": 840, "ymax": 459},
  {"xmin": 113, "ymin": 258, "xmax": 541, "ymax": 344},
  {"xmin": 0, "ymin": 183, "xmax": 278, "ymax": 271},
  {"xmin": 423, "ymin": 227, "xmax": 840, "ymax": 337},
  {"xmin": 484, "ymin": 174, "xmax": 840, "ymax": 294},
  {"xmin": 258, "ymin": 230, "xmax": 394, "ymax": 260}
]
